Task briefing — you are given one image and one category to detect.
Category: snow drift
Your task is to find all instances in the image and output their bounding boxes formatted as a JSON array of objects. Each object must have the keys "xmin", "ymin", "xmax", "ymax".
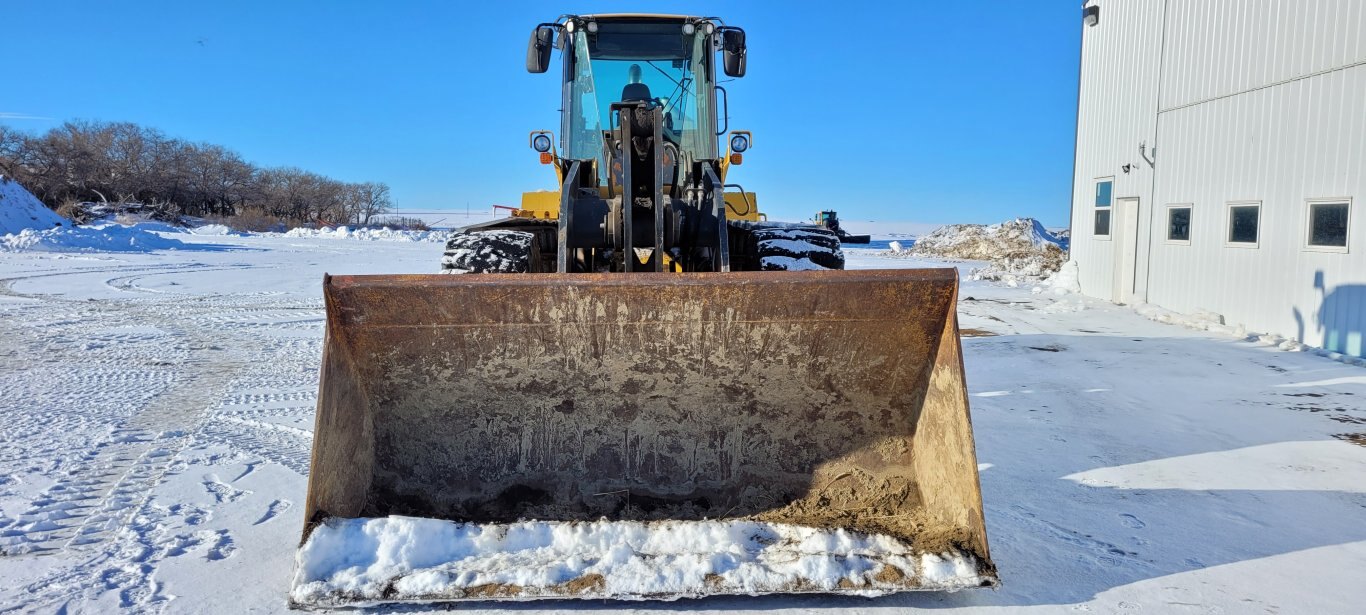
[
  {"xmin": 0, "ymin": 176, "xmax": 67, "ymax": 235},
  {"xmin": 282, "ymin": 226, "xmax": 447, "ymax": 242},
  {"xmin": 1, "ymin": 224, "xmax": 187, "ymax": 253},
  {"xmin": 0, "ymin": 177, "xmax": 189, "ymax": 253}
]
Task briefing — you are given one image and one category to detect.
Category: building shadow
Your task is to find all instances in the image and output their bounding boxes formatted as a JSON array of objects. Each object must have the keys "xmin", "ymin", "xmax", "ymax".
[{"xmin": 1312, "ymin": 270, "xmax": 1365, "ymax": 359}]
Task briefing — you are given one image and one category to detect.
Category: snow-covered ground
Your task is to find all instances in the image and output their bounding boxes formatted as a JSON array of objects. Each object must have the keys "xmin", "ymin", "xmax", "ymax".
[{"xmin": 0, "ymin": 230, "xmax": 1364, "ymax": 614}]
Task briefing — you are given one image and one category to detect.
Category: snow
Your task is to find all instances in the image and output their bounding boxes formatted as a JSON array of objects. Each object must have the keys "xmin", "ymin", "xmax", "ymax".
[
  {"xmin": 0, "ymin": 176, "xmax": 67, "ymax": 234},
  {"xmin": 904, "ymin": 217, "xmax": 1066, "ymax": 261},
  {"xmin": 291, "ymin": 518, "xmax": 985, "ymax": 606},
  {"xmin": 761, "ymin": 255, "xmax": 825, "ymax": 271},
  {"xmin": 889, "ymin": 218, "xmax": 1069, "ymax": 285},
  {"xmin": 0, "ymin": 233, "xmax": 1364, "ymax": 613},
  {"xmin": 281, "ymin": 225, "xmax": 448, "ymax": 242},
  {"xmin": 185, "ymin": 223, "xmax": 242, "ymax": 236},
  {"xmin": 0, "ymin": 224, "xmax": 187, "ymax": 252}
]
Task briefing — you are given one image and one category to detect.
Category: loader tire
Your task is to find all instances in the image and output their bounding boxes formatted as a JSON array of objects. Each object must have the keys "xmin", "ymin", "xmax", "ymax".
[
  {"xmin": 752, "ymin": 226, "xmax": 845, "ymax": 271},
  {"xmin": 441, "ymin": 230, "xmax": 542, "ymax": 273}
]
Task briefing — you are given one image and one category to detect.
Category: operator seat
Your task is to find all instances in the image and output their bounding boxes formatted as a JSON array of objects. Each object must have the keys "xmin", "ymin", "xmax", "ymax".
[{"xmin": 621, "ymin": 82, "xmax": 652, "ymax": 102}]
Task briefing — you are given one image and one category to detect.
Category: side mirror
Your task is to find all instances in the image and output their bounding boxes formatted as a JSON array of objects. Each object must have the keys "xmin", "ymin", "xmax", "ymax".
[
  {"xmin": 526, "ymin": 25, "xmax": 555, "ymax": 74},
  {"xmin": 720, "ymin": 28, "xmax": 746, "ymax": 78}
]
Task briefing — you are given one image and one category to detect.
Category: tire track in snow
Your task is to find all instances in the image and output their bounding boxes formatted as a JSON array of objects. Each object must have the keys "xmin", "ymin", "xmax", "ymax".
[{"xmin": 0, "ymin": 265, "xmax": 324, "ymax": 611}]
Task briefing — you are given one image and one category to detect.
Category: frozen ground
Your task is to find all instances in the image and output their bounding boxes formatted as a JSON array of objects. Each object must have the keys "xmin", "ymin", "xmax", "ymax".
[{"xmin": 0, "ymin": 231, "xmax": 1363, "ymax": 614}]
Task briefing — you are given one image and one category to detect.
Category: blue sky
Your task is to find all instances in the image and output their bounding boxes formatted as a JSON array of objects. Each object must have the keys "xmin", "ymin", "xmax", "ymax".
[{"xmin": 1, "ymin": 1, "xmax": 1080, "ymax": 226}]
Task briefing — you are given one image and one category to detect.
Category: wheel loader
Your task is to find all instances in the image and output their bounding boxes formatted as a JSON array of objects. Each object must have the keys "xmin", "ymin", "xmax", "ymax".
[{"xmin": 291, "ymin": 14, "xmax": 996, "ymax": 607}]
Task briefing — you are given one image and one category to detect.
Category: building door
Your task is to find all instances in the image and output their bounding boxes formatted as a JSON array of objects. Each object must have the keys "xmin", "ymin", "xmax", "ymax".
[{"xmin": 1112, "ymin": 197, "xmax": 1140, "ymax": 303}]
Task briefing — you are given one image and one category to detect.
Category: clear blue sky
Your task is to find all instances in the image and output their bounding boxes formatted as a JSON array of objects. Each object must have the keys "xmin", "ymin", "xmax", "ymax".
[{"xmin": 1, "ymin": 1, "xmax": 1080, "ymax": 226}]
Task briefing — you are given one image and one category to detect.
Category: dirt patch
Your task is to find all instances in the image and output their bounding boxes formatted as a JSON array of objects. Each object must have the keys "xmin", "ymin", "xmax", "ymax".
[
  {"xmin": 1027, "ymin": 344, "xmax": 1065, "ymax": 352},
  {"xmin": 1333, "ymin": 433, "xmax": 1366, "ymax": 448},
  {"xmin": 557, "ymin": 573, "xmax": 605, "ymax": 595},
  {"xmin": 752, "ymin": 473, "xmax": 987, "ymax": 567},
  {"xmin": 874, "ymin": 564, "xmax": 907, "ymax": 584},
  {"xmin": 960, "ymin": 328, "xmax": 998, "ymax": 337},
  {"xmin": 461, "ymin": 583, "xmax": 523, "ymax": 598}
]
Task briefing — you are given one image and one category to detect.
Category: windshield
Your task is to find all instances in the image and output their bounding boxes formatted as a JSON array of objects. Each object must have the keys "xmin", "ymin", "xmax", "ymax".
[{"xmin": 565, "ymin": 23, "xmax": 717, "ymax": 182}]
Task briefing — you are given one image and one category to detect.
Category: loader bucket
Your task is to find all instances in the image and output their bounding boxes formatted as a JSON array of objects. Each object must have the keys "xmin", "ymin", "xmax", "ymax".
[{"xmin": 291, "ymin": 269, "xmax": 995, "ymax": 607}]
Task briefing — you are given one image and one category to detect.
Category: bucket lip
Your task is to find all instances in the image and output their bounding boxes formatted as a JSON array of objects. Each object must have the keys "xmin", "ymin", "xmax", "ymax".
[{"xmin": 324, "ymin": 268, "xmax": 960, "ymax": 291}]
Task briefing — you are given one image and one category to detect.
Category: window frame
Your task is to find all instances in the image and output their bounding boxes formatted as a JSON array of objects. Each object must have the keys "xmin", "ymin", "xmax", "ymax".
[
  {"xmin": 1093, "ymin": 177, "xmax": 1114, "ymax": 240},
  {"xmin": 1303, "ymin": 198, "xmax": 1352, "ymax": 254},
  {"xmin": 1165, "ymin": 203, "xmax": 1193, "ymax": 245},
  {"xmin": 1224, "ymin": 200, "xmax": 1262, "ymax": 249}
]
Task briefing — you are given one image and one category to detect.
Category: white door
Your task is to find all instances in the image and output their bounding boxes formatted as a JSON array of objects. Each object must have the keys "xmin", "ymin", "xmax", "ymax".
[{"xmin": 1112, "ymin": 198, "xmax": 1140, "ymax": 304}]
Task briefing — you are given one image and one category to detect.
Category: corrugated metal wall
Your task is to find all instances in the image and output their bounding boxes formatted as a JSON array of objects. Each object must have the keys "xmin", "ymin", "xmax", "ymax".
[
  {"xmin": 1070, "ymin": 0, "xmax": 1165, "ymax": 300},
  {"xmin": 1071, "ymin": 0, "xmax": 1366, "ymax": 357}
]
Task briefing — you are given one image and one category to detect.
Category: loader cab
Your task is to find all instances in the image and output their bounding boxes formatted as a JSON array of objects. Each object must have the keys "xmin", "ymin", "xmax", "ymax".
[{"xmin": 529, "ymin": 15, "xmax": 745, "ymax": 189}]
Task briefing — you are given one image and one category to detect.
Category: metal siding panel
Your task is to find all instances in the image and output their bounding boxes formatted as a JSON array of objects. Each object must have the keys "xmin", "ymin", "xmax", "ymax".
[
  {"xmin": 1159, "ymin": 0, "xmax": 1366, "ymax": 111},
  {"xmin": 1146, "ymin": 65, "xmax": 1366, "ymax": 355},
  {"xmin": 1072, "ymin": 0, "xmax": 1165, "ymax": 298},
  {"xmin": 1080, "ymin": 1, "xmax": 1366, "ymax": 355}
]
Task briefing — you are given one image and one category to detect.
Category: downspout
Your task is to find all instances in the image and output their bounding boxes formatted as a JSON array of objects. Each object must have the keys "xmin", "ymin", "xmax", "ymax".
[{"xmin": 1141, "ymin": 0, "xmax": 1169, "ymax": 301}]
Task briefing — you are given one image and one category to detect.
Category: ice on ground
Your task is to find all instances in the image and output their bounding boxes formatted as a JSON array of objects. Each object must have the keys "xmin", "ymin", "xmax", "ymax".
[
  {"xmin": 290, "ymin": 517, "xmax": 987, "ymax": 606},
  {"xmin": 0, "ymin": 176, "xmax": 68, "ymax": 234},
  {"xmin": 281, "ymin": 225, "xmax": 448, "ymax": 242},
  {"xmin": 0, "ymin": 224, "xmax": 186, "ymax": 253}
]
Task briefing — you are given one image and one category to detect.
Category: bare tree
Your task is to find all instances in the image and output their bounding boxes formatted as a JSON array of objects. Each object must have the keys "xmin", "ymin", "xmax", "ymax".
[
  {"xmin": 356, "ymin": 182, "xmax": 393, "ymax": 225},
  {"xmin": 0, "ymin": 120, "xmax": 393, "ymax": 227}
]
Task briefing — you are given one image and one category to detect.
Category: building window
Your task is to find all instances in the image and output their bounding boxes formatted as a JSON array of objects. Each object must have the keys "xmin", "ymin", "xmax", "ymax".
[
  {"xmin": 1306, "ymin": 200, "xmax": 1350, "ymax": 251},
  {"xmin": 1166, "ymin": 205, "xmax": 1192, "ymax": 243},
  {"xmin": 1094, "ymin": 179, "xmax": 1113, "ymax": 237},
  {"xmin": 1226, "ymin": 202, "xmax": 1261, "ymax": 247}
]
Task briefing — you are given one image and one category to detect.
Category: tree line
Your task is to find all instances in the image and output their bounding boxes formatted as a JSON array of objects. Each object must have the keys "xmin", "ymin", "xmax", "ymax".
[{"xmin": 0, "ymin": 120, "xmax": 393, "ymax": 228}]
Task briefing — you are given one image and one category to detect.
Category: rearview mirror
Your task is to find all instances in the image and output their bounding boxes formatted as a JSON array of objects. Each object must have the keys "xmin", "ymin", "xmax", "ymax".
[
  {"xmin": 721, "ymin": 28, "xmax": 746, "ymax": 78},
  {"xmin": 527, "ymin": 25, "xmax": 555, "ymax": 74}
]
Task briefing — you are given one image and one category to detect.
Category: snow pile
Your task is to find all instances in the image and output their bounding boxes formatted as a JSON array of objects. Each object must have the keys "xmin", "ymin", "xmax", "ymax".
[
  {"xmin": 1132, "ymin": 302, "xmax": 1366, "ymax": 367},
  {"xmin": 1, "ymin": 224, "xmax": 187, "ymax": 253},
  {"xmin": 282, "ymin": 226, "xmax": 447, "ymax": 242},
  {"xmin": 883, "ymin": 218, "xmax": 1068, "ymax": 285},
  {"xmin": 0, "ymin": 177, "xmax": 67, "ymax": 234},
  {"xmin": 290, "ymin": 517, "xmax": 988, "ymax": 606},
  {"xmin": 1133, "ymin": 303, "xmax": 1245, "ymax": 338},
  {"xmin": 186, "ymin": 224, "xmax": 243, "ymax": 236},
  {"xmin": 1031, "ymin": 259, "xmax": 1082, "ymax": 296},
  {"xmin": 905, "ymin": 218, "xmax": 1064, "ymax": 261}
]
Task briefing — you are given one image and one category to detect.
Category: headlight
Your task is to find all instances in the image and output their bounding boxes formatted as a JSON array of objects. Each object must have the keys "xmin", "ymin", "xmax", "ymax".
[
  {"xmin": 532, "ymin": 134, "xmax": 553, "ymax": 153},
  {"xmin": 682, "ymin": 23, "xmax": 696, "ymax": 35},
  {"xmin": 729, "ymin": 133, "xmax": 749, "ymax": 153},
  {"xmin": 586, "ymin": 20, "xmax": 598, "ymax": 33}
]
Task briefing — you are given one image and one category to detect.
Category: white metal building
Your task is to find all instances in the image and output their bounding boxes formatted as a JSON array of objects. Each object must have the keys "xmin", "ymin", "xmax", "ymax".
[{"xmin": 1070, "ymin": 0, "xmax": 1366, "ymax": 358}]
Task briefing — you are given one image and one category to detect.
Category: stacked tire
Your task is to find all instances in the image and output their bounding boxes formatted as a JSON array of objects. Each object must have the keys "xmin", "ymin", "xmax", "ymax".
[
  {"xmin": 751, "ymin": 226, "xmax": 845, "ymax": 271},
  {"xmin": 441, "ymin": 230, "xmax": 541, "ymax": 273}
]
